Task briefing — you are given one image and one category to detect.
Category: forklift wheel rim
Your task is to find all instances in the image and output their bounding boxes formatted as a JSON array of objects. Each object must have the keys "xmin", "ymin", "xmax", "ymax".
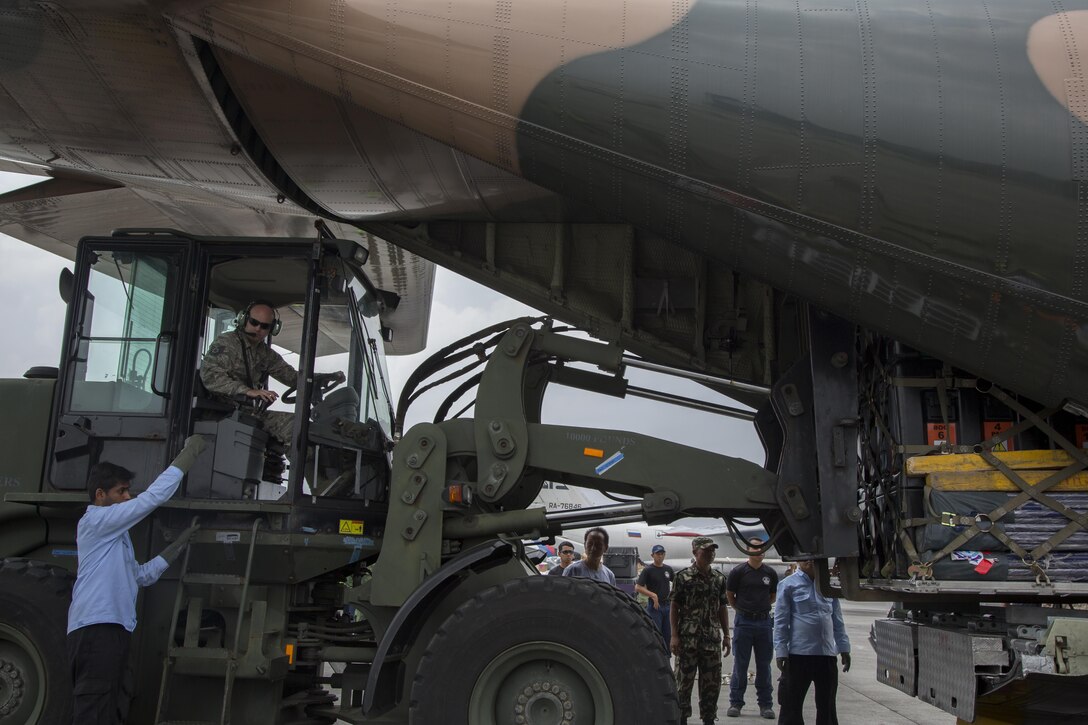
[
  {"xmin": 467, "ymin": 640, "xmax": 614, "ymax": 725},
  {"xmin": 0, "ymin": 623, "xmax": 46, "ymax": 723}
]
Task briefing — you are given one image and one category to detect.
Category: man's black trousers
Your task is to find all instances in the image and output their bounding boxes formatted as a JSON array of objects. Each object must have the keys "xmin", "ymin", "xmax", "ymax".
[
  {"xmin": 777, "ymin": 654, "xmax": 838, "ymax": 725},
  {"xmin": 68, "ymin": 623, "xmax": 131, "ymax": 725}
]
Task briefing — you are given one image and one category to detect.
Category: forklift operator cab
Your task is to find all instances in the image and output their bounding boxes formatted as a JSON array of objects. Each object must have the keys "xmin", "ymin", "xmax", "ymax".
[{"xmin": 46, "ymin": 231, "xmax": 395, "ymax": 508}]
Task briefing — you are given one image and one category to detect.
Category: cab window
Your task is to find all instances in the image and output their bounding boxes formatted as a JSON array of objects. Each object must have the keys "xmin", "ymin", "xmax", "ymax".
[{"xmin": 70, "ymin": 251, "xmax": 176, "ymax": 415}]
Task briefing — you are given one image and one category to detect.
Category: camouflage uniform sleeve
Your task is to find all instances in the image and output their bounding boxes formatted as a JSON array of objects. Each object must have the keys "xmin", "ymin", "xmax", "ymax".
[
  {"xmin": 259, "ymin": 346, "xmax": 298, "ymax": 388},
  {"xmin": 670, "ymin": 570, "xmax": 687, "ymax": 607},
  {"xmin": 200, "ymin": 334, "xmax": 250, "ymax": 397}
]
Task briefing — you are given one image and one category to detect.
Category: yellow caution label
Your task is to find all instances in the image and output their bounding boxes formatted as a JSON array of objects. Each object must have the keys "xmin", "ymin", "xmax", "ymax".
[{"xmin": 339, "ymin": 519, "xmax": 364, "ymax": 535}]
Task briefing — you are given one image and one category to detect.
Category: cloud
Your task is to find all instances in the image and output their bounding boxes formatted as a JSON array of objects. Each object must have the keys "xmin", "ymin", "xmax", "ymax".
[
  {"xmin": 0, "ymin": 237, "xmax": 71, "ymax": 376},
  {"xmin": 0, "ymin": 167, "xmax": 71, "ymax": 378},
  {"xmin": 385, "ymin": 268, "xmax": 537, "ymax": 418}
]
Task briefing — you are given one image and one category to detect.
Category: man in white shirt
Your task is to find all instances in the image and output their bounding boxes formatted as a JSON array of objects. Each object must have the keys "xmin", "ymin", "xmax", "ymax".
[{"xmin": 67, "ymin": 435, "xmax": 206, "ymax": 724}]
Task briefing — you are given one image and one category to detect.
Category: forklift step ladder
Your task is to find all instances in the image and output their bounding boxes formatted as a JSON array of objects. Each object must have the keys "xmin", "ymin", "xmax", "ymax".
[{"xmin": 154, "ymin": 518, "xmax": 263, "ymax": 725}]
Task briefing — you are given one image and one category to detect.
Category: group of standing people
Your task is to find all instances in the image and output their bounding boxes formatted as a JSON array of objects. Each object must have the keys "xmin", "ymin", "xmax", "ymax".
[
  {"xmin": 626, "ymin": 534, "xmax": 850, "ymax": 725},
  {"xmin": 70, "ymin": 448, "xmax": 849, "ymax": 725}
]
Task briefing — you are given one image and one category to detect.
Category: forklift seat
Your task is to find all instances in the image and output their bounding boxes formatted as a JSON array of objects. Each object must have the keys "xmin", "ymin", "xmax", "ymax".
[{"xmin": 192, "ymin": 372, "xmax": 236, "ymax": 418}]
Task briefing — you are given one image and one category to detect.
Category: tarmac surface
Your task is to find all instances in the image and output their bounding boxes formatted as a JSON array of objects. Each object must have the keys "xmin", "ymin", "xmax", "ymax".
[{"xmin": 690, "ymin": 600, "xmax": 952, "ymax": 724}]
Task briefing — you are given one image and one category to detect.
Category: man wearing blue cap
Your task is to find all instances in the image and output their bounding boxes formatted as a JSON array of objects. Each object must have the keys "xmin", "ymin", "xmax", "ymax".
[{"xmin": 635, "ymin": 543, "xmax": 674, "ymax": 649}]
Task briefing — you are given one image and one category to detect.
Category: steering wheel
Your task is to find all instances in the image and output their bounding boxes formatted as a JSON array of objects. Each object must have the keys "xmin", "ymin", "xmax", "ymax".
[{"xmin": 281, "ymin": 372, "xmax": 343, "ymax": 404}]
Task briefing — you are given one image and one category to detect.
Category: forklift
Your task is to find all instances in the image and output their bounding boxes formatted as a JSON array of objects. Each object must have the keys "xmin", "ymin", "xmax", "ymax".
[{"xmin": 2, "ymin": 229, "xmax": 793, "ymax": 724}]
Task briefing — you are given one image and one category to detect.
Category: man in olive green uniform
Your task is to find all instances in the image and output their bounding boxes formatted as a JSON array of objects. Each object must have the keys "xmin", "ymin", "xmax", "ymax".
[
  {"xmin": 201, "ymin": 302, "xmax": 341, "ymax": 445},
  {"xmin": 671, "ymin": 536, "xmax": 731, "ymax": 725}
]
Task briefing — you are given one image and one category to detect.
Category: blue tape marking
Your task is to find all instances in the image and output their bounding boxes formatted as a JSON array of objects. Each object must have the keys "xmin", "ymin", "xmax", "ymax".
[
  {"xmin": 595, "ymin": 451, "xmax": 624, "ymax": 476},
  {"xmin": 342, "ymin": 536, "xmax": 374, "ymax": 563},
  {"xmin": 52, "ymin": 549, "xmax": 78, "ymax": 557}
]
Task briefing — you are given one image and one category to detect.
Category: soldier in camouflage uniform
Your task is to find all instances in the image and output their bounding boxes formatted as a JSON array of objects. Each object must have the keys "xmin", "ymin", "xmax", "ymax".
[
  {"xmin": 200, "ymin": 302, "xmax": 342, "ymax": 445},
  {"xmin": 670, "ymin": 536, "xmax": 731, "ymax": 725}
]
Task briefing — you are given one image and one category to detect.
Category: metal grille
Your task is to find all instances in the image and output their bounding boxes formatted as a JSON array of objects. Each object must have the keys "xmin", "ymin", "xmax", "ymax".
[
  {"xmin": 871, "ymin": 619, "xmax": 917, "ymax": 697},
  {"xmin": 916, "ymin": 626, "xmax": 984, "ymax": 721}
]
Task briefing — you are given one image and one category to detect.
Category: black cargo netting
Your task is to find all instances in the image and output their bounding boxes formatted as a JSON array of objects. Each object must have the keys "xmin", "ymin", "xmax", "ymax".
[
  {"xmin": 856, "ymin": 333, "xmax": 1088, "ymax": 584},
  {"xmin": 856, "ymin": 333, "xmax": 907, "ymax": 581}
]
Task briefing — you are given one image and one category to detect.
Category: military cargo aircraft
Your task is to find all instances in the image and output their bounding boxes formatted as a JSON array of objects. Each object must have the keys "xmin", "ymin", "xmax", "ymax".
[
  {"xmin": 4, "ymin": 2, "xmax": 1088, "ymax": 723},
  {"xmin": 3, "ymin": 1, "xmax": 1087, "ymax": 409}
]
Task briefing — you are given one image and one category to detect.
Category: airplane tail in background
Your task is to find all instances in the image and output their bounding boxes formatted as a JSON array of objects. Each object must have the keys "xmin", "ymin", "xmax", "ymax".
[{"xmin": 533, "ymin": 481, "xmax": 615, "ymax": 512}]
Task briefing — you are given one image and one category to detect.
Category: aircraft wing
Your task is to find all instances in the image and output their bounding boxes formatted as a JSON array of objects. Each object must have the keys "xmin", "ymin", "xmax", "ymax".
[{"xmin": 0, "ymin": 172, "xmax": 434, "ymax": 355}]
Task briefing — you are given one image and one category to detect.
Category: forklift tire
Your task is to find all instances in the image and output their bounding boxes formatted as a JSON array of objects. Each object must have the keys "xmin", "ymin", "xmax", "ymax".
[
  {"xmin": 0, "ymin": 559, "xmax": 75, "ymax": 725},
  {"xmin": 408, "ymin": 574, "xmax": 680, "ymax": 725}
]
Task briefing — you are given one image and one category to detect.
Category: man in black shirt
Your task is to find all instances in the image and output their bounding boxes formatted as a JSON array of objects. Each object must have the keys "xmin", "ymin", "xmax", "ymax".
[
  {"xmin": 725, "ymin": 537, "xmax": 779, "ymax": 719},
  {"xmin": 548, "ymin": 541, "xmax": 576, "ymax": 575},
  {"xmin": 635, "ymin": 544, "xmax": 674, "ymax": 649}
]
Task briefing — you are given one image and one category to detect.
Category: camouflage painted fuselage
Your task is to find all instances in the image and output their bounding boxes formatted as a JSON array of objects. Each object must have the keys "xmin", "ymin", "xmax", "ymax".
[{"xmin": 2, "ymin": 1, "xmax": 1088, "ymax": 404}]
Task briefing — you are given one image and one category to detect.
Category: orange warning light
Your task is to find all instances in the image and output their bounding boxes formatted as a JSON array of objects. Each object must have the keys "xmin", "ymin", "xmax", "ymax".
[{"xmin": 583, "ymin": 448, "xmax": 604, "ymax": 458}]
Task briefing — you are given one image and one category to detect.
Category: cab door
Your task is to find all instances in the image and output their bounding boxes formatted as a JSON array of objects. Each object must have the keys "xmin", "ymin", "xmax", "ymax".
[{"xmin": 48, "ymin": 239, "xmax": 191, "ymax": 493}]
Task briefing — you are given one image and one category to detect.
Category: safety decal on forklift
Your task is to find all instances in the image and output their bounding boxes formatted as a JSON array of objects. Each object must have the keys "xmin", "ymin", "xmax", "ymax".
[
  {"xmin": 339, "ymin": 519, "xmax": 365, "ymax": 535},
  {"xmin": 595, "ymin": 451, "xmax": 624, "ymax": 475}
]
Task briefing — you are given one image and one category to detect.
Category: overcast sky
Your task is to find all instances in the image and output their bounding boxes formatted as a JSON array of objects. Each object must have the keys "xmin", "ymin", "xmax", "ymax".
[{"xmin": 0, "ymin": 170, "xmax": 762, "ymax": 464}]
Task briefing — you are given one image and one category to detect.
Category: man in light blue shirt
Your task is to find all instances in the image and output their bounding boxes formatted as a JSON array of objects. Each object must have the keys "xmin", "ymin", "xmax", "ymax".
[
  {"xmin": 562, "ymin": 527, "xmax": 617, "ymax": 585},
  {"xmin": 772, "ymin": 558, "xmax": 850, "ymax": 725},
  {"xmin": 67, "ymin": 435, "xmax": 206, "ymax": 724}
]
